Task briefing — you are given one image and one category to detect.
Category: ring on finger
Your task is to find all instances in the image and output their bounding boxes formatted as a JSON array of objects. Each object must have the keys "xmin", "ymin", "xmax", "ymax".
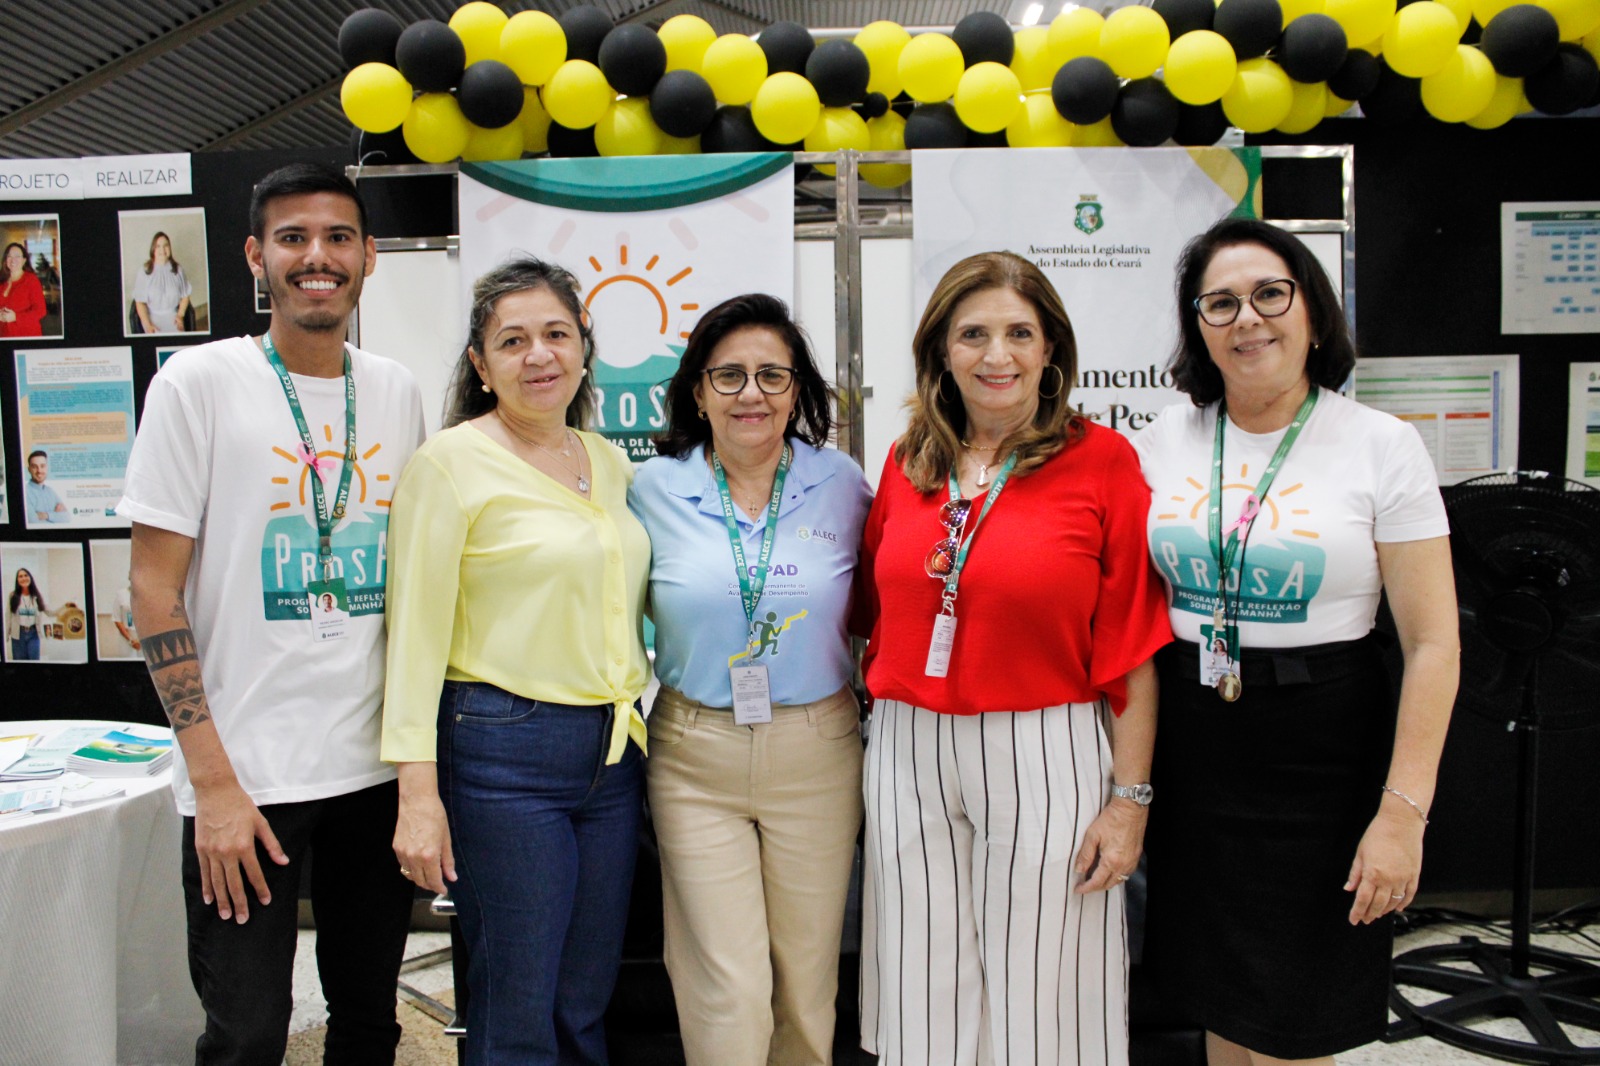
[
  {"xmin": 1115, "ymin": 873, "xmax": 1130, "ymax": 882},
  {"xmin": 1389, "ymin": 891, "xmax": 1405, "ymax": 899},
  {"xmin": 400, "ymin": 867, "xmax": 411, "ymax": 876}
]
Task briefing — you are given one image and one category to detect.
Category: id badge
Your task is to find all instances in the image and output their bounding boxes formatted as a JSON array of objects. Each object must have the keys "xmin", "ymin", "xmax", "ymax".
[
  {"xmin": 925, "ymin": 614, "xmax": 957, "ymax": 678},
  {"xmin": 1198, "ymin": 621, "xmax": 1236, "ymax": 687},
  {"xmin": 307, "ymin": 578, "xmax": 350, "ymax": 643},
  {"xmin": 730, "ymin": 664, "xmax": 774, "ymax": 725}
]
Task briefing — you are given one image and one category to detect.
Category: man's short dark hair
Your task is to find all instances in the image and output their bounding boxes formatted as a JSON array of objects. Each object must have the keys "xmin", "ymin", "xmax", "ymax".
[
  {"xmin": 27, "ymin": 449, "xmax": 47, "ymax": 463},
  {"xmin": 249, "ymin": 162, "xmax": 369, "ymax": 240}
]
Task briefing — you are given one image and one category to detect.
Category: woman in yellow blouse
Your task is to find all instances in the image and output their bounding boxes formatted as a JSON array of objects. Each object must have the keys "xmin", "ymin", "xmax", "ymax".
[{"xmin": 382, "ymin": 258, "xmax": 650, "ymax": 1066}]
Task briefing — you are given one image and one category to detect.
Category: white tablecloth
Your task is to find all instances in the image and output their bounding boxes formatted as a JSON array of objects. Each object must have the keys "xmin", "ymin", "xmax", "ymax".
[{"xmin": 0, "ymin": 720, "xmax": 203, "ymax": 1065}]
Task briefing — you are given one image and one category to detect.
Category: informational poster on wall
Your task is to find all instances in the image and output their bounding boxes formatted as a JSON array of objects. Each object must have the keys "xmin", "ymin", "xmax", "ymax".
[
  {"xmin": 1501, "ymin": 202, "xmax": 1600, "ymax": 335},
  {"xmin": 1350, "ymin": 354, "xmax": 1519, "ymax": 485},
  {"xmin": 458, "ymin": 154, "xmax": 795, "ymax": 461},
  {"xmin": 912, "ymin": 146, "xmax": 1261, "ymax": 434},
  {"xmin": 14, "ymin": 347, "xmax": 137, "ymax": 528},
  {"xmin": 1565, "ymin": 362, "xmax": 1600, "ymax": 488}
]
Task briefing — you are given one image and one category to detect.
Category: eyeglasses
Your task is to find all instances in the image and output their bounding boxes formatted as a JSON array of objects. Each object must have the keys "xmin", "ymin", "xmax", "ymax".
[
  {"xmin": 1193, "ymin": 278, "xmax": 1298, "ymax": 327},
  {"xmin": 925, "ymin": 497, "xmax": 973, "ymax": 579},
  {"xmin": 703, "ymin": 366, "xmax": 796, "ymax": 395}
]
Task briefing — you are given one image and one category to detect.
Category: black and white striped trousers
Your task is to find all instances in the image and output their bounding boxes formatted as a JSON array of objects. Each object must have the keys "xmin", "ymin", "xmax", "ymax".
[{"xmin": 860, "ymin": 699, "xmax": 1129, "ymax": 1066}]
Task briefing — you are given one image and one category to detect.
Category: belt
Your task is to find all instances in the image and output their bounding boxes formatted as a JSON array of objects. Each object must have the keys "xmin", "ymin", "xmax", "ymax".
[{"xmin": 1157, "ymin": 632, "xmax": 1385, "ymax": 687}]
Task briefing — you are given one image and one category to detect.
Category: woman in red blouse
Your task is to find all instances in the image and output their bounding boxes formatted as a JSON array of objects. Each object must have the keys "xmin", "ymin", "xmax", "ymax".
[
  {"xmin": 0, "ymin": 242, "xmax": 47, "ymax": 338},
  {"xmin": 856, "ymin": 252, "xmax": 1172, "ymax": 1066}
]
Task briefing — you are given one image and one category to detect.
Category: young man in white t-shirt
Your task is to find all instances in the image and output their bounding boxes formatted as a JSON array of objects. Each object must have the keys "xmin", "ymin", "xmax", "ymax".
[{"xmin": 120, "ymin": 162, "xmax": 426, "ymax": 1065}]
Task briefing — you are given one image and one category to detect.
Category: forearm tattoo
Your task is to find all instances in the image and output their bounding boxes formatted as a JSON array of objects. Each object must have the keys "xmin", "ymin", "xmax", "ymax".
[{"xmin": 142, "ymin": 628, "xmax": 211, "ymax": 732}]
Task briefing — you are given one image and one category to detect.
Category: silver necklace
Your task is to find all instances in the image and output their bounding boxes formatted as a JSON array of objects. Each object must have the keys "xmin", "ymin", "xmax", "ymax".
[
  {"xmin": 960, "ymin": 439, "xmax": 1002, "ymax": 488},
  {"xmin": 497, "ymin": 412, "xmax": 589, "ymax": 492}
]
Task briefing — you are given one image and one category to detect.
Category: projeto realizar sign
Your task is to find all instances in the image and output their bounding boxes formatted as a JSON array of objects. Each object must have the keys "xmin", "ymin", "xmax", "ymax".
[{"xmin": 0, "ymin": 154, "xmax": 192, "ymax": 201}]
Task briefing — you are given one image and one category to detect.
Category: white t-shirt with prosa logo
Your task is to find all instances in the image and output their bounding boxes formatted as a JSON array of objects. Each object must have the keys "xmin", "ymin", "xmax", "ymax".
[
  {"xmin": 119, "ymin": 336, "xmax": 426, "ymax": 815},
  {"xmin": 1131, "ymin": 389, "xmax": 1448, "ymax": 649}
]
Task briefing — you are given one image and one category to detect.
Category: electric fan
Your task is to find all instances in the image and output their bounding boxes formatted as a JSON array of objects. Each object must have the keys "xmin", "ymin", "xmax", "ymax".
[{"xmin": 1387, "ymin": 471, "xmax": 1600, "ymax": 1064}]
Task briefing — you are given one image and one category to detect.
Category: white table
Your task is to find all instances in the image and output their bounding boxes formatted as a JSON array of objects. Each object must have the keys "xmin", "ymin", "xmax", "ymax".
[{"xmin": 0, "ymin": 720, "xmax": 203, "ymax": 1065}]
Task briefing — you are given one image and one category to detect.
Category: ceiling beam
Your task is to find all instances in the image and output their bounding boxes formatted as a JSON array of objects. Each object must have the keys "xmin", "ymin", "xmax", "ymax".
[
  {"xmin": 201, "ymin": 76, "xmax": 342, "ymax": 151},
  {"xmin": 0, "ymin": 0, "xmax": 273, "ymax": 140}
]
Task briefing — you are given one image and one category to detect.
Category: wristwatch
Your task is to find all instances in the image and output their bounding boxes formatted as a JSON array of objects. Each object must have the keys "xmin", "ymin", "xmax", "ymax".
[{"xmin": 1111, "ymin": 782, "xmax": 1153, "ymax": 806}]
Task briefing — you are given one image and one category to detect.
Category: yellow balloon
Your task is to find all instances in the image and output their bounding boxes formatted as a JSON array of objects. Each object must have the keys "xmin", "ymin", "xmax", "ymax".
[
  {"xmin": 1100, "ymin": 6, "xmax": 1172, "ymax": 79},
  {"xmin": 701, "ymin": 34, "xmax": 768, "ymax": 105},
  {"xmin": 1283, "ymin": 0, "xmax": 1328, "ymax": 21},
  {"xmin": 594, "ymin": 97, "xmax": 664, "ymax": 156},
  {"xmin": 953, "ymin": 62, "xmax": 1024, "ymax": 133},
  {"xmin": 403, "ymin": 93, "xmax": 471, "ymax": 163},
  {"xmin": 1465, "ymin": 72, "xmax": 1526, "ymax": 125},
  {"xmin": 462, "ymin": 121, "xmax": 525, "ymax": 161},
  {"xmin": 659, "ymin": 14, "xmax": 717, "ymax": 72},
  {"xmin": 449, "ymin": 2, "xmax": 509, "ymax": 67},
  {"xmin": 750, "ymin": 72, "xmax": 822, "ymax": 143},
  {"xmin": 1164, "ymin": 30, "xmax": 1239, "ymax": 104},
  {"xmin": 1435, "ymin": 0, "xmax": 1476, "ymax": 34},
  {"xmin": 518, "ymin": 86, "xmax": 552, "ymax": 153},
  {"xmin": 1007, "ymin": 91, "xmax": 1076, "ymax": 146},
  {"xmin": 501, "ymin": 10, "xmax": 566, "ymax": 86},
  {"xmin": 1277, "ymin": 78, "xmax": 1328, "ymax": 132},
  {"xmin": 1324, "ymin": 0, "xmax": 1398, "ymax": 46},
  {"xmin": 862, "ymin": 111, "xmax": 911, "ymax": 188},
  {"xmin": 659, "ymin": 133, "xmax": 702, "ymax": 154},
  {"xmin": 1049, "ymin": 8, "xmax": 1106, "ymax": 63},
  {"xmin": 1585, "ymin": 26, "xmax": 1600, "ymax": 63},
  {"xmin": 1325, "ymin": 90, "xmax": 1355, "ymax": 115},
  {"xmin": 1382, "ymin": 2, "xmax": 1462, "ymax": 78},
  {"xmin": 1537, "ymin": 0, "xmax": 1600, "ymax": 38},
  {"xmin": 544, "ymin": 60, "xmax": 613, "ymax": 129},
  {"xmin": 1011, "ymin": 27, "xmax": 1057, "ymax": 90},
  {"xmin": 857, "ymin": 21, "xmax": 913, "ymax": 97},
  {"xmin": 1221, "ymin": 57, "xmax": 1295, "ymax": 131},
  {"xmin": 1074, "ymin": 116, "xmax": 1125, "ymax": 146},
  {"xmin": 341, "ymin": 63, "xmax": 413, "ymax": 133},
  {"xmin": 805, "ymin": 106, "xmax": 870, "ymax": 175},
  {"xmin": 899, "ymin": 33, "xmax": 966, "ymax": 102},
  {"xmin": 1471, "ymin": 0, "xmax": 1518, "ymax": 27},
  {"xmin": 1422, "ymin": 44, "xmax": 1497, "ymax": 119}
]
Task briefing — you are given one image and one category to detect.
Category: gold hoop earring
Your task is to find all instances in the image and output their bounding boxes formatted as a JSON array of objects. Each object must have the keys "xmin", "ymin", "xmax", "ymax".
[
  {"xmin": 937, "ymin": 370, "xmax": 957, "ymax": 405},
  {"xmin": 697, "ymin": 409, "xmax": 707, "ymax": 420},
  {"xmin": 1039, "ymin": 364, "xmax": 1065, "ymax": 400}
]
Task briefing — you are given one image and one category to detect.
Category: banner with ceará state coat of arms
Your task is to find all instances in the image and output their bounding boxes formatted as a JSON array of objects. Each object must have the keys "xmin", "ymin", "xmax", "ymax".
[
  {"xmin": 913, "ymin": 147, "xmax": 1260, "ymax": 435},
  {"xmin": 459, "ymin": 154, "xmax": 795, "ymax": 461}
]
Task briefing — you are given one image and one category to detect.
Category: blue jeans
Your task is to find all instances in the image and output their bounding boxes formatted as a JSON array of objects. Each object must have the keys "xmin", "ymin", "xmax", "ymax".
[
  {"xmin": 438, "ymin": 681, "xmax": 644, "ymax": 1066},
  {"xmin": 11, "ymin": 627, "xmax": 40, "ymax": 660}
]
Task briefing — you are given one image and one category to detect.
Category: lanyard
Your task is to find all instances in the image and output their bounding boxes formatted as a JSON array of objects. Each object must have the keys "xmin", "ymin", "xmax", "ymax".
[
  {"xmin": 262, "ymin": 333, "xmax": 357, "ymax": 580},
  {"xmin": 1207, "ymin": 387, "xmax": 1318, "ymax": 646},
  {"xmin": 712, "ymin": 445, "xmax": 792, "ymax": 651},
  {"xmin": 940, "ymin": 453, "xmax": 1018, "ymax": 614}
]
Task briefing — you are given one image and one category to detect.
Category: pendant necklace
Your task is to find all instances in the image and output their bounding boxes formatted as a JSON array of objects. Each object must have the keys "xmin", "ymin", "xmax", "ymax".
[
  {"xmin": 961, "ymin": 440, "xmax": 1000, "ymax": 488},
  {"xmin": 498, "ymin": 412, "xmax": 589, "ymax": 492}
]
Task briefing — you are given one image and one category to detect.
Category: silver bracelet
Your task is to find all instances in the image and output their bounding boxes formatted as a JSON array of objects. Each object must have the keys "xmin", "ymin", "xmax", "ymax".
[{"xmin": 1382, "ymin": 784, "xmax": 1429, "ymax": 825}]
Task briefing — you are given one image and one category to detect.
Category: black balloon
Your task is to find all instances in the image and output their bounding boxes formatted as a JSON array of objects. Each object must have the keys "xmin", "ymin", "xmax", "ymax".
[
  {"xmin": 855, "ymin": 91, "xmax": 890, "ymax": 119},
  {"xmin": 1051, "ymin": 56, "xmax": 1120, "ymax": 124},
  {"xmin": 1111, "ymin": 78, "xmax": 1181, "ymax": 146},
  {"xmin": 1172, "ymin": 101, "xmax": 1230, "ymax": 144},
  {"xmin": 1481, "ymin": 4, "xmax": 1561, "ymax": 77},
  {"xmin": 891, "ymin": 91, "xmax": 916, "ymax": 117},
  {"xmin": 701, "ymin": 106, "xmax": 776, "ymax": 153},
  {"xmin": 395, "ymin": 20, "xmax": 465, "ymax": 93},
  {"xmin": 968, "ymin": 129, "xmax": 1010, "ymax": 147},
  {"xmin": 1279, "ymin": 14, "xmax": 1348, "ymax": 83},
  {"xmin": 598, "ymin": 23, "xmax": 667, "ymax": 96},
  {"xmin": 1526, "ymin": 43, "xmax": 1600, "ymax": 114},
  {"xmin": 759, "ymin": 21, "xmax": 815, "ymax": 75},
  {"xmin": 559, "ymin": 6, "xmax": 614, "ymax": 65},
  {"xmin": 547, "ymin": 121, "xmax": 600, "ymax": 157},
  {"xmin": 904, "ymin": 103, "xmax": 969, "ymax": 149},
  {"xmin": 1213, "ymin": 0, "xmax": 1284, "ymax": 60},
  {"xmin": 1154, "ymin": 0, "xmax": 1216, "ymax": 38},
  {"xmin": 1360, "ymin": 58, "xmax": 1423, "ymax": 123},
  {"xmin": 1328, "ymin": 47, "xmax": 1382, "ymax": 99},
  {"xmin": 806, "ymin": 39, "xmax": 872, "ymax": 106},
  {"xmin": 350, "ymin": 124, "xmax": 419, "ymax": 166},
  {"xmin": 458, "ymin": 61, "xmax": 525, "ymax": 128},
  {"xmin": 339, "ymin": 9, "xmax": 405, "ymax": 70},
  {"xmin": 650, "ymin": 70, "xmax": 717, "ymax": 137},
  {"xmin": 952, "ymin": 11, "xmax": 1015, "ymax": 67}
]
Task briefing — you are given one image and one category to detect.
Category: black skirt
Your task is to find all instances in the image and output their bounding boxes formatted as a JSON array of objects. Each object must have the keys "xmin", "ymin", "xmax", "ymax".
[{"xmin": 1143, "ymin": 635, "xmax": 1396, "ymax": 1059}]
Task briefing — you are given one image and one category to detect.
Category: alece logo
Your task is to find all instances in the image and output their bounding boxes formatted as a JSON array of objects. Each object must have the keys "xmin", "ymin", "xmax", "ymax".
[{"xmin": 1074, "ymin": 195, "xmax": 1104, "ymax": 236}]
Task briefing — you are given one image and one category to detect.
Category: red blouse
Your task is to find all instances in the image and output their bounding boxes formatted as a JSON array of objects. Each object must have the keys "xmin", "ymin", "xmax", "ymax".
[
  {"xmin": 860, "ymin": 421, "xmax": 1172, "ymax": 715},
  {"xmin": 0, "ymin": 270, "xmax": 46, "ymax": 338}
]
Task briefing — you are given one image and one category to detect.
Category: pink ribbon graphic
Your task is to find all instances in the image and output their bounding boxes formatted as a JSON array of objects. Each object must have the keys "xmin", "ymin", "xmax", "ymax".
[
  {"xmin": 1223, "ymin": 494, "xmax": 1261, "ymax": 538},
  {"xmin": 298, "ymin": 442, "xmax": 327, "ymax": 475}
]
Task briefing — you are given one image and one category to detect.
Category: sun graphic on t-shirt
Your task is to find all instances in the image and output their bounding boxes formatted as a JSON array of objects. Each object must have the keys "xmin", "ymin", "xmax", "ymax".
[
  {"xmin": 1156, "ymin": 464, "xmax": 1320, "ymax": 541},
  {"xmin": 583, "ymin": 242, "xmax": 701, "ymax": 366},
  {"xmin": 265, "ymin": 423, "xmax": 392, "ymax": 515}
]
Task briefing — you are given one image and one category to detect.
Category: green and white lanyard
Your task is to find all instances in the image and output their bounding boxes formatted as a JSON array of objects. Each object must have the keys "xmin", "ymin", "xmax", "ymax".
[
  {"xmin": 1206, "ymin": 387, "xmax": 1318, "ymax": 677},
  {"xmin": 263, "ymin": 332, "xmax": 357, "ymax": 582},
  {"xmin": 925, "ymin": 452, "xmax": 1017, "ymax": 678},
  {"xmin": 712, "ymin": 445, "xmax": 792, "ymax": 657}
]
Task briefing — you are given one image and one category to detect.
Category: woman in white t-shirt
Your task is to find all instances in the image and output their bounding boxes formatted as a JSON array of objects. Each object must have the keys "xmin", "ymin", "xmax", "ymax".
[{"xmin": 1131, "ymin": 218, "xmax": 1459, "ymax": 1066}]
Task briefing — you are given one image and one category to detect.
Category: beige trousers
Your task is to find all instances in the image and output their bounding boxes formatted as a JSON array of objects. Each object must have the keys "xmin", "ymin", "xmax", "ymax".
[{"xmin": 646, "ymin": 684, "xmax": 865, "ymax": 1066}]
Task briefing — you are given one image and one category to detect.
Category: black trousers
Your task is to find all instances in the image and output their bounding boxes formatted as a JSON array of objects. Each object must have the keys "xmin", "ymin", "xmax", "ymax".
[{"xmin": 181, "ymin": 779, "xmax": 415, "ymax": 1066}]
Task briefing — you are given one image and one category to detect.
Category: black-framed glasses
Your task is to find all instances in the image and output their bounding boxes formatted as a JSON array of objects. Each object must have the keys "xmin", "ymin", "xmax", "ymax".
[
  {"xmin": 925, "ymin": 498, "xmax": 973, "ymax": 579},
  {"xmin": 703, "ymin": 366, "xmax": 796, "ymax": 395},
  {"xmin": 1193, "ymin": 278, "xmax": 1297, "ymax": 327}
]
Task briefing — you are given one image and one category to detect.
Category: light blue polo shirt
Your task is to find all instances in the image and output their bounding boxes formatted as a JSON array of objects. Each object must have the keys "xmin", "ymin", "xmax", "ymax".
[{"xmin": 628, "ymin": 439, "xmax": 872, "ymax": 708}]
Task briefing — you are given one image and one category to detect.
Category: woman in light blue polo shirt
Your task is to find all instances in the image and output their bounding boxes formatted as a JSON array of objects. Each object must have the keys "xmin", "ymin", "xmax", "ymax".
[{"xmin": 628, "ymin": 293, "xmax": 871, "ymax": 1066}]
